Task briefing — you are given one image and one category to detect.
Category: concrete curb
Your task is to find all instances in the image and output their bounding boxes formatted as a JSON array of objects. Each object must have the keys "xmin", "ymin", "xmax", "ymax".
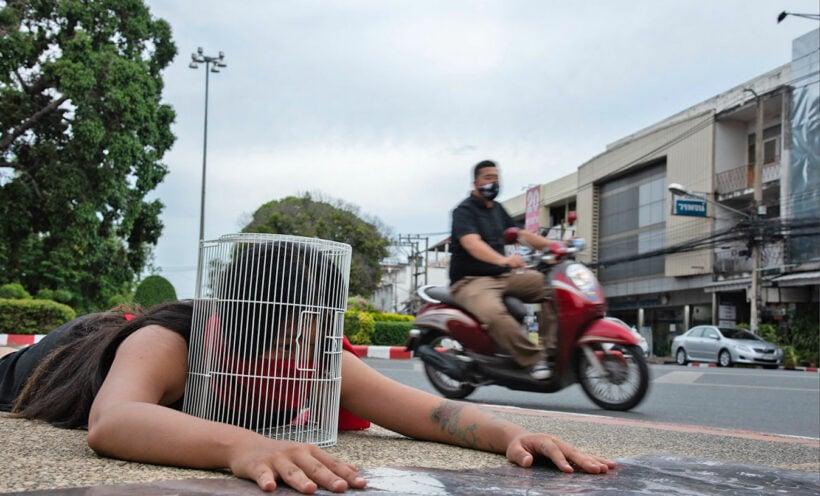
[
  {"xmin": 351, "ymin": 345, "xmax": 413, "ymax": 360},
  {"xmin": 0, "ymin": 334, "xmax": 417, "ymax": 360},
  {"xmin": 682, "ymin": 361, "xmax": 818, "ymax": 372},
  {"xmin": 0, "ymin": 334, "xmax": 45, "ymax": 346}
]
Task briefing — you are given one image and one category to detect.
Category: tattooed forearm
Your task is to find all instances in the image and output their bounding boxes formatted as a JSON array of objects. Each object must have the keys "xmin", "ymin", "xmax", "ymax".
[
  {"xmin": 476, "ymin": 404, "xmax": 505, "ymax": 422},
  {"xmin": 430, "ymin": 400, "xmax": 479, "ymax": 449}
]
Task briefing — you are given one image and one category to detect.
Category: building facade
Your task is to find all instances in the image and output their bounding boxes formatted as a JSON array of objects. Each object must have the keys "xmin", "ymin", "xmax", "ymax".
[{"xmin": 505, "ymin": 29, "xmax": 819, "ymax": 355}]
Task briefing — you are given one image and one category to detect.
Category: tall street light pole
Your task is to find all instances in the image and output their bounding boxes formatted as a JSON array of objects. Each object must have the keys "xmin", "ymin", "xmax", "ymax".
[
  {"xmin": 668, "ymin": 182, "xmax": 761, "ymax": 333},
  {"xmin": 189, "ymin": 47, "xmax": 226, "ymax": 293},
  {"xmin": 189, "ymin": 47, "xmax": 227, "ymax": 246}
]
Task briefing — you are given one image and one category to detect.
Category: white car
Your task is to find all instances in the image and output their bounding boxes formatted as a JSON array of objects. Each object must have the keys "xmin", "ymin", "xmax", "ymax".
[
  {"xmin": 671, "ymin": 326, "xmax": 782, "ymax": 368},
  {"xmin": 604, "ymin": 317, "xmax": 649, "ymax": 356}
]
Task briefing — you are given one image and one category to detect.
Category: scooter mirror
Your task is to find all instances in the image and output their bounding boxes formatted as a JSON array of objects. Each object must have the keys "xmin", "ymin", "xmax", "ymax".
[
  {"xmin": 503, "ymin": 227, "xmax": 520, "ymax": 244},
  {"xmin": 567, "ymin": 211, "xmax": 577, "ymax": 225}
]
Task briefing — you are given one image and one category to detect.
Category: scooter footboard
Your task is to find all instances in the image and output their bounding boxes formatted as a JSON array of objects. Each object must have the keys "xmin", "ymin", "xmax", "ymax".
[{"xmin": 578, "ymin": 318, "xmax": 640, "ymax": 346}]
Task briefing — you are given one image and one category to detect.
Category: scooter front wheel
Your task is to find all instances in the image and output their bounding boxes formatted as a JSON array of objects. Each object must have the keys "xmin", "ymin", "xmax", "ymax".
[
  {"xmin": 577, "ymin": 343, "xmax": 649, "ymax": 411},
  {"xmin": 422, "ymin": 333, "xmax": 476, "ymax": 400}
]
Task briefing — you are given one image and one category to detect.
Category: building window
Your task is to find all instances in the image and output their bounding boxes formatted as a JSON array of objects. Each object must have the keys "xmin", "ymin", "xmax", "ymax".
[
  {"xmin": 598, "ymin": 163, "xmax": 666, "ymax": 282},
  {"xmin": 747, "ymin": 124, "xmax": 781, "ymax": 164}
]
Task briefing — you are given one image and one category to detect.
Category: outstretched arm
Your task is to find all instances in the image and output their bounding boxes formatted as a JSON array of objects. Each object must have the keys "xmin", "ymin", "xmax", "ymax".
[
  {"xmin": 339, "ymin": 352, "xmax": 615, "ymax": 473},
  {"xmin": 87, "ymin": 325, "xmax": 365, "ymax": 494}
]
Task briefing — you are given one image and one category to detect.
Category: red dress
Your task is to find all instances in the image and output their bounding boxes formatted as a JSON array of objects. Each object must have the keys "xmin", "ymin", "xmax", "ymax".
[{"xmin": 338, "ymin": 336, "xmax": 371, "ymax": 430}]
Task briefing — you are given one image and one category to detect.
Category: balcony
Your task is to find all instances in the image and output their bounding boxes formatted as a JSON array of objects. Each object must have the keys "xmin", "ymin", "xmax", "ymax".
[
  {"xmin": 714, "ymin": 240, "xmax": 785, "ymax": 279},
  {"xmin": 715, "ymin": 247, "xmax": 753, "ymax": 277},
  {"xmin": 716, "ymin": 160, "xmax": 781, "ymax": 197}
]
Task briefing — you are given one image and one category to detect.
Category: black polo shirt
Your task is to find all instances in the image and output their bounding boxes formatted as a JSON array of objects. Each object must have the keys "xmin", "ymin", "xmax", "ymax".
[{"xmin": 449, "ymin": 194, "xmax": 517, "ymax": 284}]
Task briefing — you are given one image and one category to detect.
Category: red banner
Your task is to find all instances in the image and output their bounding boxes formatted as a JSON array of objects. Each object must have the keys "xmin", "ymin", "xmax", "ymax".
[{"xmin": 525, "ymin": 186, "xmax": 540, "ymax": 233}]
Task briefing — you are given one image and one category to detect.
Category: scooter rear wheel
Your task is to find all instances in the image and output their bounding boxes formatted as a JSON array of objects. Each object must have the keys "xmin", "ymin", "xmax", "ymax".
[
  {"xmin": 577, "ymin": 343, "xmax": 649, "ymax": 411},
  {"xmin": 422, "ymin": 333, "xmax": 476, "ymax": 400}
]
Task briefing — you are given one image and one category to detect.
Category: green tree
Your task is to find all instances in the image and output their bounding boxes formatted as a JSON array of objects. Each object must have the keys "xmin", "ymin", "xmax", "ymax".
[
  {"xmin": 243, "ymin": 193, "xmax": 391, "ymax": 297},
  {"xmin": 133, "ymin": 274, "xmax": 177, "ymax": 308},
  {"xmin": 0, "ymin": 0, "xmax": 177, "ymax": 312}
]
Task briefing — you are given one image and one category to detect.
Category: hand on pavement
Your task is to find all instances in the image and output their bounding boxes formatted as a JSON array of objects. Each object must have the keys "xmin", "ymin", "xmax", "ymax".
[
  {"xmin": 505, "ymin": 433, "xmax": 616, "ymax": 475},
  {"xmin": 229, "ymin": 439, "xmax": 367, "ymax": 493}
]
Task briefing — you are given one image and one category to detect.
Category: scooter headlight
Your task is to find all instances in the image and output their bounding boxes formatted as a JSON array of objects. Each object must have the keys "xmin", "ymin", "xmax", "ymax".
[{"xmin": 565, "ymin": 263, "xmax": 599, "ymax": 300}]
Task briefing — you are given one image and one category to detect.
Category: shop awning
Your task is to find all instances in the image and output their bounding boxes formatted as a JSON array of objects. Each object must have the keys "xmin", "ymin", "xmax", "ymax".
[
  {"xmin": 703, "ymin": 278, "xmax": 750, "ymax": 293},
  {"xmin": 770, "ymin": 271, "xmax": 820, "ymax": 287}
]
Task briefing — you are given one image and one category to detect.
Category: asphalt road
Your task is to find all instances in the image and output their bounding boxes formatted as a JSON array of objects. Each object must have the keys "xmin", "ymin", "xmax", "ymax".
[{"xmin": 366, "ymin": 359, "xmax": 820, "ymax": 439}]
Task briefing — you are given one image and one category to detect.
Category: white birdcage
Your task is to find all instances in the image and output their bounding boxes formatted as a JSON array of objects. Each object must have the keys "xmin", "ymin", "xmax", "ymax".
[{"xmin": 183, "ymin": 234, "xmax": 351, "ymax": 447}]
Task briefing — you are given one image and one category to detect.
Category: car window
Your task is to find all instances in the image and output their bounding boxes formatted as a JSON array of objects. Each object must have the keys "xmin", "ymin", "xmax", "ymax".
[
  {"xmin": 719, "ymin": 328, "xmax": 761, "ymax": 341},
  {"xmin": 703, "ymin": 328, "xmax": 718, "ymax": 339},
  {"xmin": 687, "ymin": 327, "xmax": 703, "ymax": 338}
]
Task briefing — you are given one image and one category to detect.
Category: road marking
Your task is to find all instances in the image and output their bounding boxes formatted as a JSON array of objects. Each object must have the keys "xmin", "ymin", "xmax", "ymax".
[{"xmin": 654, "ymin": 371, "xmax": 703, "ymax": 384}]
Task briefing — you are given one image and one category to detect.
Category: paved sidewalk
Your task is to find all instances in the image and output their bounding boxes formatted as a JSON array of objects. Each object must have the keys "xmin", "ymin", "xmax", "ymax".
[{"xmin": 2, "ymin": 403, "xmax": 818, "ymax": 494}]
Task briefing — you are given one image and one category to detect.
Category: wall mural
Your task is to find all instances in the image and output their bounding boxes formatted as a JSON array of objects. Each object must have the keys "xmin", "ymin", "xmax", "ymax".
[{"xmin": 789, "ymin": 28, "xmax": 820, "ymax": 263}]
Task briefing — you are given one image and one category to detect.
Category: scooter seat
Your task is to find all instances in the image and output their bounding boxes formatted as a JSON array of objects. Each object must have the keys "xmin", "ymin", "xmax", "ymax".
[{"xmin": 423, "ymin": 286, "xmax": 528, "ymax": 323}]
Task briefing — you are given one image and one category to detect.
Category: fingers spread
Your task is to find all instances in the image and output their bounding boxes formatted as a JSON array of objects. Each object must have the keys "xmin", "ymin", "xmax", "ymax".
[
  {"xmin": 537, "ymin": 440, "xmax": 573, "ymax": 473},
  {"xmin": 238, "ymin": 443, "xmax": 358, "ymax": 494},
  {"xmin": 511, "ymin": 434, "xmax": 617, "ymax": 475}
]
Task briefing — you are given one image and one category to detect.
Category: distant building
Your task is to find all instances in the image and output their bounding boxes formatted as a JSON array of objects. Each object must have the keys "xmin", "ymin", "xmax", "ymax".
[{"xmin": 503, "ymin": 28, "xmax": 819, "ymax": 355}]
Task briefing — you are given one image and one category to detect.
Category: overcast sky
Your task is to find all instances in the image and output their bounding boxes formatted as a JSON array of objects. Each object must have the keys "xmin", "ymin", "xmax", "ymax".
[{"xmin": 145, "ymin": 0, "xmax": 819, "ymax": 298}]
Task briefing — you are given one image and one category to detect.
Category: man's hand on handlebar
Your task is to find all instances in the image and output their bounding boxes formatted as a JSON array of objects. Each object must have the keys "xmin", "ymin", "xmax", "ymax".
[{"xmin": 504, "ymin": 254, "xmax": 527, "ymax": 269}]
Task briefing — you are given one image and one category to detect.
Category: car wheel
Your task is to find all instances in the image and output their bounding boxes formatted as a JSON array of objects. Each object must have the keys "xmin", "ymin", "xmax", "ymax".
[
  {"xmin": 718, "ymin": 349, "xmax": 732, "ymax": 367},
  {"xmin": 675, "ymin": 348, "xmax": 688, "ymax": 365}
]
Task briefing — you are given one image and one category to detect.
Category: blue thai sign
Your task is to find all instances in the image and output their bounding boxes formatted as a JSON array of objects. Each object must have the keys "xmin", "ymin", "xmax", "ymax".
[{"xmin": 673, "ymin": 198, "xmax": 707, "ymax": 217}]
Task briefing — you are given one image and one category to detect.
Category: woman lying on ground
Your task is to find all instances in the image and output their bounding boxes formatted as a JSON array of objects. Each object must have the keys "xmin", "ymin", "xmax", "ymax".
[{"xmin": 0, "ymin": 241, "xmax": 615, "ymax": 494}]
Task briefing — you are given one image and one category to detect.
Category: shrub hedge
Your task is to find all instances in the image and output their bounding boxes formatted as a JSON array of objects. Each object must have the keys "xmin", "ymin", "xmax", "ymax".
[
  {"xmin": 0, "ymin": 298, "xmax": 76, "ymax": 335},
  {"xmin": 372, "ymin": 312, "xmax": 413, "ymax": 322},
  {"xmin": 372, "ymin": 321, "xmax": 414, "ymax": 346},
  {"xmin": 343, "ymin": 310, "xmax": 373, "ymax": 345},
  {"xmin": 344, "ymin": 310, "xmax": 414, "ymax": 345},
  {"xmin": 0, "ymin": 283, "xmax": 32, "ymax": 299}
]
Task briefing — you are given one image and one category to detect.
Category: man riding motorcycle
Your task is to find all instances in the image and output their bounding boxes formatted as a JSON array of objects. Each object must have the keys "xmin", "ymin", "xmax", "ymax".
[{"xmin": 449, "ymin": 160, "xmax": 559, "ymax": 380}]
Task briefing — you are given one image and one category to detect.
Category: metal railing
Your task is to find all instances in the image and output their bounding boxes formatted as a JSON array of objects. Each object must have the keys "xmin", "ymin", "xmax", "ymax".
[{"xmin": 715, "ymin": 160, "xmax": 781, "ymax": 195}]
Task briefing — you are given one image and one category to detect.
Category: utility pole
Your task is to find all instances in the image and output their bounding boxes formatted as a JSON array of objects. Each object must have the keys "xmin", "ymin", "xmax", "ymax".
[
  {"xmin": 668, "ymin": 180, "xmax": 763, "ymax": 332},
  {"xmin": 746, "ymin": 88, "xmax": 764, "ymax": 334},
  {"xmin": 396, "ymin": 234, "xmax": 429, "ymax": 313}
]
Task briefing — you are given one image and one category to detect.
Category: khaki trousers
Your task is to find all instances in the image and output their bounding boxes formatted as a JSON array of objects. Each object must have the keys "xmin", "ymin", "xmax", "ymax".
[{"xmin": 450, "ymin": 269, "xmax": 558, "ymax": 369}]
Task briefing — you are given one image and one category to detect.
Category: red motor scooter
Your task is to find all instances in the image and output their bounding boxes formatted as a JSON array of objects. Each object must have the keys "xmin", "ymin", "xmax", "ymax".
[{"xmin": 406, "ymin": 227, "xmax": 649, "ymax": 411}]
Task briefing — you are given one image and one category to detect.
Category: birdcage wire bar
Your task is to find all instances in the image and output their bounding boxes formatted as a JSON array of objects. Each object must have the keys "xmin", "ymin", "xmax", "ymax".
[{"xmin": 183, "ymin": 234, "xmax": 351, "ymax": 447}]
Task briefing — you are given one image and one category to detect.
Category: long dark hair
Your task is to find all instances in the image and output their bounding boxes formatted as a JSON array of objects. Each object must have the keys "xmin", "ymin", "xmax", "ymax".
[{"xmin": 12, "ymin": 301, "xmax": 194, "ymax": 428}]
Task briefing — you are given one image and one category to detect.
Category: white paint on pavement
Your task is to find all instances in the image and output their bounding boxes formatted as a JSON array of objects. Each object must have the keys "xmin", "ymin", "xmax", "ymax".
[{"xmin": 654, "ymin": 371, "xmax": 704, "ymax": 384}]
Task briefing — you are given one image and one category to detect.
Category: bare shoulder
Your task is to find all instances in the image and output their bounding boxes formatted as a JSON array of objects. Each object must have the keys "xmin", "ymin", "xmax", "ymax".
[
  {"xmin": 117, "ymin": 325, "xmax": 188, "ymax": 365},
  {"xmin": 97, "ymin": 324, "xmax": 189, "ymax": 407}
]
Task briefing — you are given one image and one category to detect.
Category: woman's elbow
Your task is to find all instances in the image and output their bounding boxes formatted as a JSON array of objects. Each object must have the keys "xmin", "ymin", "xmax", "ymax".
[
  {"xmin": 86, "ymin": 412, "xmax": 118, "ymax": 455},
  {"xmin": 86, "ymin": 422, "xmax": 108, "ymax": 454}
]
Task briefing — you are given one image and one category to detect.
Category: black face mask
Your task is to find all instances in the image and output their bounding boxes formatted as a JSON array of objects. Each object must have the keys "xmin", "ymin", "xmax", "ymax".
[{"xmin": 478, "ymin": 182, "xmax": 500, "ymax": 201}]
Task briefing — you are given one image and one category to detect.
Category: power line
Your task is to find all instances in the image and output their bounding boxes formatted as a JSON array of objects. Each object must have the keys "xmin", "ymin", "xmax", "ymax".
[{"xmin": 591, "ymin": 217, "xmax": 820, "ymax": 269}]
